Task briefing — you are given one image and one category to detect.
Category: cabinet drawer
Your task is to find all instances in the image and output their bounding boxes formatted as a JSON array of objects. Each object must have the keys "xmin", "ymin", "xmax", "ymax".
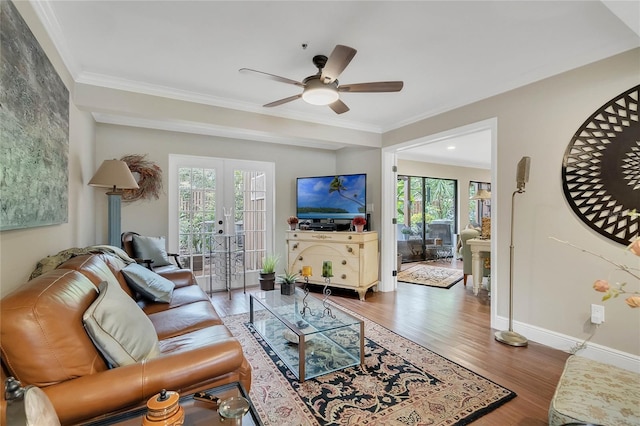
[
  {"xmin": 290, "ymin": 255, "xmax": 358, "ymax": 287},
  {"xmin": 288, "ymin": 240, "xmax": 360, "ymax": 258},
  {"xmin": 286, "ymin": 230, "xmax": 376, "ymax": 244}
]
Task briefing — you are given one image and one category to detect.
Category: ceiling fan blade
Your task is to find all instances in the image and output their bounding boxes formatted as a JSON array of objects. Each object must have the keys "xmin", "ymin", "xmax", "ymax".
[
  {"xmin": 264, "ymin": 94, "xmax": 302, "ymax": 107},
  {"xmin": 338, "ymin": 81, "xmax": 404, "ymax": 93},
  {"xmin": 239, "ymin": 68, "xmax": 304, "ymax": 87},
  {"xmin": 329, "ymin": 99, "xmax": 350, "ymax": 114},
  {"xmin": 321, "ymin": 45, "xmax": 357, "ymax": 84}
]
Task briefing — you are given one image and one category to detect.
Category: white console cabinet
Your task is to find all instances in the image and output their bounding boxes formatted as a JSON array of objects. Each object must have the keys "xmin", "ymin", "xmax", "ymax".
[{"xmin": 286, "ymin": 230, "xmax": 379, "ymax": 300}]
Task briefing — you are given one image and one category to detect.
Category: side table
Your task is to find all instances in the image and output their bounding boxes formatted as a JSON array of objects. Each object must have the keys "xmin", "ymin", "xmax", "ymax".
[{"xmin": 81, "ymin": 382, "xmax": 263, "ymax": 425}]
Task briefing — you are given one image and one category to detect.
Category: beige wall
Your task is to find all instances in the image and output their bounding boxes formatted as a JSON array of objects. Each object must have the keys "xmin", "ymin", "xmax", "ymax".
[
  {"xmin": 336, "ymin": 147, "xmax": 382, "ymax": 230},
  {"xmin": 94, "ymin": 124, "xmax": 339, "ymax": 263},
  {"xmin": 0, "ymin": 3, "xmax": 96, "ymax": 297},
  {"xmin": 384, "ymin": 48, "xmax": 640, "ymax": 356}
]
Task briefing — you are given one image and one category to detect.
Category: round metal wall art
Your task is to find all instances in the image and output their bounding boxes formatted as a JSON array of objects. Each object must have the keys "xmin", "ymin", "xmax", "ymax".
[{"xmin": 561, "ymin": 85, "xmax": 639, "ymax": 246}]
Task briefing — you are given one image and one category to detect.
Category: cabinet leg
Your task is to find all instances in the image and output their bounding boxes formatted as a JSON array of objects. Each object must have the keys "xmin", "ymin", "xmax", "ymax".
[{"xmin": 357, "ymin": 289, "xmax": 367, "ymax": 301}]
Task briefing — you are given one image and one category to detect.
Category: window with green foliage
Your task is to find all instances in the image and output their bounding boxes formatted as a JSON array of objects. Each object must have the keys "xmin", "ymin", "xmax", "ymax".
[
  {"xmin": 398, "ymin": 176, "xmax": 457, "ymax": 235},
  {"xmin": 469, "ymin": 181, "xmax": 491, "ymax": 227}
]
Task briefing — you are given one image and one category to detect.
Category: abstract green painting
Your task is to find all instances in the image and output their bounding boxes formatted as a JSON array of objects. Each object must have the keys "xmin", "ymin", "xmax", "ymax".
[{"xmin": 0, "ymin": 0, "xmax": 69, "ymax": 231}]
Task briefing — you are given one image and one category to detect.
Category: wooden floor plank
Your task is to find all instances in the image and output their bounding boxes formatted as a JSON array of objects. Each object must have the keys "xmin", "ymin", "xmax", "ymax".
[{"xmin": 210, "ymin": 261, "xmax": 568, "ymax": 425}]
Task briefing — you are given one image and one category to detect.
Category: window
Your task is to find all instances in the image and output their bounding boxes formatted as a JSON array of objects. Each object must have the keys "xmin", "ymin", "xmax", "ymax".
[
  {"xmin": 169, "ymin": 155, "xmax": 274, "ymax": 291},
  {"xmin": 397, "ymin": 175, "xmax": 457, "ymax": 261},
  {"xmin": 469, "ymin": 181, "xmax": 491, "ymax": 227}
]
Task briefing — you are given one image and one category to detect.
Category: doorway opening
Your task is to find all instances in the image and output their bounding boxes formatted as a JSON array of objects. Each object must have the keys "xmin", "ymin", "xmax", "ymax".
[{"xmin": 381, "ymin": 118, "xmax": 498, "ymax": 328}]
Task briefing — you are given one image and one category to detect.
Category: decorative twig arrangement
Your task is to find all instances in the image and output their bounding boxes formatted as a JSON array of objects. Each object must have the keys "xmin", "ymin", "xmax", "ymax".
[{"xmin": 120, "ymin": 154, "xmax": 163, "ymax": 202}]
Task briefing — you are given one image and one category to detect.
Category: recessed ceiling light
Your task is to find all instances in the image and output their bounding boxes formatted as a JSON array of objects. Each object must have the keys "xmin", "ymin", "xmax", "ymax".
[{"xmin": 447, "ymin": 146, "xmax": 456, "ymax": 150}]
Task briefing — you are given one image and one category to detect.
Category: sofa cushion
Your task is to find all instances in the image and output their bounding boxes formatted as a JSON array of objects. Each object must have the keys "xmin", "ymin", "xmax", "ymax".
[
  {"xmin": 132, "ymin": 235, "xmax": 171, "ymax": 267},
  {"xmin": 148, "ymin": 301, "xmax": 223, "ymax": 340},
  {"xmin": 0, "ymin": 269, "xmax": 108, "ymax": 386},
  {"xmin": 59, "ymin": 254, "xmax": 135, "ymax": 298},
  {"xmin": 139, "ymin": 284, "xmax": 211, "ymax": 314},
  {"xmin": 83, "ymin": 281, "xmax": 160, "ymax": 367},
  {"xmin": 122, "ymin": 263, "xmax": 175, "ymax": 303}
]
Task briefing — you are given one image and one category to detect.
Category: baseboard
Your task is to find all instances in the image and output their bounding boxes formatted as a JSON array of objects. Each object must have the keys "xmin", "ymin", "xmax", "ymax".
[{"xmin": 493, "ymin": 315, "xmax": 640, "ymax": 373}]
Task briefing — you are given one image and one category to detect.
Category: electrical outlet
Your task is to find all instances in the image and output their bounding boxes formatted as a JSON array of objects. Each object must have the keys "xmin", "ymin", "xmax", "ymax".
[{"xmin": 591, "ymin": 304, "xmax": 605, "ymax": 324}]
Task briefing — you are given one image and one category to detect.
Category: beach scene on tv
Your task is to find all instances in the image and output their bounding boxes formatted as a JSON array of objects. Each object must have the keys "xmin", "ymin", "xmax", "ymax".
[{"xmin": 297, "ymin": 174, "xmax": 366, "ymax": 220}]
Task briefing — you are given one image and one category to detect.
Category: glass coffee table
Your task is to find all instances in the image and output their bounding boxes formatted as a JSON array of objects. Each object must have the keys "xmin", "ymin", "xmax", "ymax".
[
  {"xmin": 83, "ymin": 382, "xmax": 262, "ymax": 425},
  {"xmin": 249, "ymin": 287, "xmax": 364, "ymax": 382}
]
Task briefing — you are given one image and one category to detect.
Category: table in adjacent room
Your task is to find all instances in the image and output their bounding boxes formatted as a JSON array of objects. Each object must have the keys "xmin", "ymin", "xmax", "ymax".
[{"xmin": 467, "ymin": 238, "xmax": 491, "ymax": 295}]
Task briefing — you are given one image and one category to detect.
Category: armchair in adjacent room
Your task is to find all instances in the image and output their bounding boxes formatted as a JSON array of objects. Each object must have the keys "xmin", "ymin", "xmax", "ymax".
[
  {"xmin": 121, "ymin": 231, "xmax": 183, "ymax": 273},
  {"xmin": 460, "ymin": 228, "xmax": 489, "ymax": 286}
]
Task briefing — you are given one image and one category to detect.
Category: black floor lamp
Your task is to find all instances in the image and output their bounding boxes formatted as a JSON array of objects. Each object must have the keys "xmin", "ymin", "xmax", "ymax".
[{"xmin": 495, "ymin": 156, "xmax": 530, "ymax": 347}]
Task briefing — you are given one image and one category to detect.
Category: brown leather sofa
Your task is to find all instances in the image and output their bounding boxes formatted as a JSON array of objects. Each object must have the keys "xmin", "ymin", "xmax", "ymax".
[{"xmin": 0, "ymin": 252, "xmax": 251, "ymax": 425}]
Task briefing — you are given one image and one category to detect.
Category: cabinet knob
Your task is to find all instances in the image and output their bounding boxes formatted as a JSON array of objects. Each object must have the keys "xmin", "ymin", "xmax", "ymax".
[
  {"xmin": 298, "ymin": 256, "xmax": 303, "ymax": 261},
  {"xmin": 293, "ymin": 233, "xmax": 297, "ymax": 237},
  {"xmin": 347, "ymin": 246, "xmax": 353, "ymax": 253},
  {"xmin": 348, "ymin": 236, "xmax": 352, "ymax": 240},
  {"xmin": 341, "ymin": 274, "xmax": 347, "ymax": 279},
  {"xmin": 292, "ymin": 243, "xmax": 299, "ymax": 250},
  {"xmin": 342, "ymin": 260, "xmax": 347, "ymax": 265}
]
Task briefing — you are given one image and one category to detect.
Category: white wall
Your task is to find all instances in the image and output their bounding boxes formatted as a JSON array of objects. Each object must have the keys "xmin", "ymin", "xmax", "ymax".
[
  {"xmin": 384, "ymin": 48, "xmax": 640, "ymax": 361},
  {"xmin": 0, "ymin": 3, "xmax": 96, "ymax": 297}
]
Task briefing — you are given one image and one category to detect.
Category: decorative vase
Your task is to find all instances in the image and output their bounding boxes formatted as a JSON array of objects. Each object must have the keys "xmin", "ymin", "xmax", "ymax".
[
  {"xmin": 355, "ymin": 224, "xmax": 364, "ymax": 232},
  {"xmin": 280, "ymin": 282, "xmax": 295, "ymax": 295},
  {"xmin": 259, "ymin": 272, "xmax": 276, "ymax": 291},
  {"xmin": 289, "ymin": 224, "xmax": 296, "ymax": 230}
]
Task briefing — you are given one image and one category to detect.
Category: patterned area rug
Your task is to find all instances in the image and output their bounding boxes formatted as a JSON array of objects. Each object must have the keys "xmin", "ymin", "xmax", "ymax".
[
  {"xmin": 398, "ymin": 264, "xmax": 463, "ymax": 288},
  {"xmin": 222, "ymin": 305, "xmax": 515, "ymax": 425}
]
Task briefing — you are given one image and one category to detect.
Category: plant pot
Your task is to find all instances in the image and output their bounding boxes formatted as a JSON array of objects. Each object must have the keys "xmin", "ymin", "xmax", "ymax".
[
  {"xmin": 259, "ymin": 272, "xmax": 276, "ymax": 291},
  {"xmin": 355, "ymin": 224, "xmax": 364, "ymax": 232},
  {"xmin": 280, "ymin": 282, "xmax": 295, "ymax": 296},
  {"xmin": 289, "ymin": 224, "xmax": 297, "ymax": 231}
]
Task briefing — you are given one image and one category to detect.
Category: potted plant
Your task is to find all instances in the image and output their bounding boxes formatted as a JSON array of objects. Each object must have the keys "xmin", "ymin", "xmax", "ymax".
[
  {"xmin": 259, "ymin": 254, "xmax": 279, "ymax": 290},
  {"xmin": 401, "ymin": 226, "xmax": 413, "ymax": 240},
  {"xmin": 352, "ymin": 216, "xmax": 367, "ymax": 232},
  {"xmin": 287, "ymin": 216, "xmax": 299, "ymax": 231},
  {"xmin": 278, "ymin": 269, "xmax": 299, "ymax": 295}
]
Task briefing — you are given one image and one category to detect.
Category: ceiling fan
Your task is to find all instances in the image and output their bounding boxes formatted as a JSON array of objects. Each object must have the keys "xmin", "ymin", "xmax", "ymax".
[{"xmin": 239, "ymin": 44, "xmax": 403, "ymax": 114}]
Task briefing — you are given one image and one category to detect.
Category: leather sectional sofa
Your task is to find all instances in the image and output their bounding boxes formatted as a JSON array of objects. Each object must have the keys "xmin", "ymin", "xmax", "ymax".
[{"xmin": 0, "ymin": 252, "xmax": 251, "ymax": 425}]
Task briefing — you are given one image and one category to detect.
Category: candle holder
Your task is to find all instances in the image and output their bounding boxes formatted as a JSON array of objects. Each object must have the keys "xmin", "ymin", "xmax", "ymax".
[
  {"xmin": 300, "ymin": 275, "xmax": 313, "ymax": 317},
  {"xmin": 321, "ymin": 277, "xmax": 335, "ymax": 319}
]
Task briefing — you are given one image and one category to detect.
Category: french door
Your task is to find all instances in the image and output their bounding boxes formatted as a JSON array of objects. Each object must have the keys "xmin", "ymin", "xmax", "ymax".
[{"xmin": 168, "ymin": 155, "xmax": 274, "ymax": 291}]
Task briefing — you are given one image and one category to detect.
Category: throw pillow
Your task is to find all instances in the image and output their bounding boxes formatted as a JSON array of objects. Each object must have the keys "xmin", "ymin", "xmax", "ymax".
[
  {"xmin": 83, "ymin": 281, "xmax": 160, "ymax": 367},
  {"xmin": 122, "ymin": 263, "xmax": 175, "ymax": 303},
  {"xmin": 131, "ymin": 235, "xmax": 171, "ymax": 267}
]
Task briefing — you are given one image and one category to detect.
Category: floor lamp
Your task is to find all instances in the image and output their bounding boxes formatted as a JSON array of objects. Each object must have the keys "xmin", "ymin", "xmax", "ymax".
[
  {"xmin": 89, "ymin": 159, "xmax": 139, "ymax": 247},
  {"xmin": 495, "ymin": 156, "xmax": 530, "ymax": 347}
]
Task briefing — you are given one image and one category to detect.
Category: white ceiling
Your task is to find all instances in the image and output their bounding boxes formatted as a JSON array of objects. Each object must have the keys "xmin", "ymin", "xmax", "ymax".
[{"xmin": 32, "ymin": 1, "xmax": 639, "ymax": 167}]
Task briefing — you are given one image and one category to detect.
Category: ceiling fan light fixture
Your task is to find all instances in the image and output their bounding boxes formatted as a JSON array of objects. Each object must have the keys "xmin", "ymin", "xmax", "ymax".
[{"xmin": 302, "ymin": 78, "xmax": 339, "ymax": 105}]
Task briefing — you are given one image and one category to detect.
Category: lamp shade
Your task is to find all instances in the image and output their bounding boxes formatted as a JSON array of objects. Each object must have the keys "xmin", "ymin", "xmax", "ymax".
[
  {"xmin": 302, "ymin": 79, "xmax": 339, "ymax": 105},
  {"xmin": 470, "ymin": 189, "xmax": 491, "ymax": 200},
  {"xmin": 88, "ymin": 160, "xmax": 139, "ymax": 191}
]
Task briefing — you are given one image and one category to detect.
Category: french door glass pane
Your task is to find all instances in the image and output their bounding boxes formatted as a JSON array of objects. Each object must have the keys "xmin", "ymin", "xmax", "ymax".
[
  {"xmin": 234, "ymin": 169, "xmax": 267, "ymax": 273},
  {"xmin": 178, "ymin": 167, "xmax": 216, "ymax": 277}
]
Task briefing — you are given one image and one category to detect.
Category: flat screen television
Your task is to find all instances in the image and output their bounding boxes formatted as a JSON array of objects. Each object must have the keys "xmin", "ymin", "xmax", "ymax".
[{"xmin": 296, "ymin": 173, "xmax": 367, "ymax": 221}]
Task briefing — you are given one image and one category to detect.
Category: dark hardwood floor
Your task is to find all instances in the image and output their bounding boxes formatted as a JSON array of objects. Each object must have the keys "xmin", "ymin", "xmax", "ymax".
[{"xmin": 210, "ymin": 258, "xmax": 568, "ymax": 425}]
